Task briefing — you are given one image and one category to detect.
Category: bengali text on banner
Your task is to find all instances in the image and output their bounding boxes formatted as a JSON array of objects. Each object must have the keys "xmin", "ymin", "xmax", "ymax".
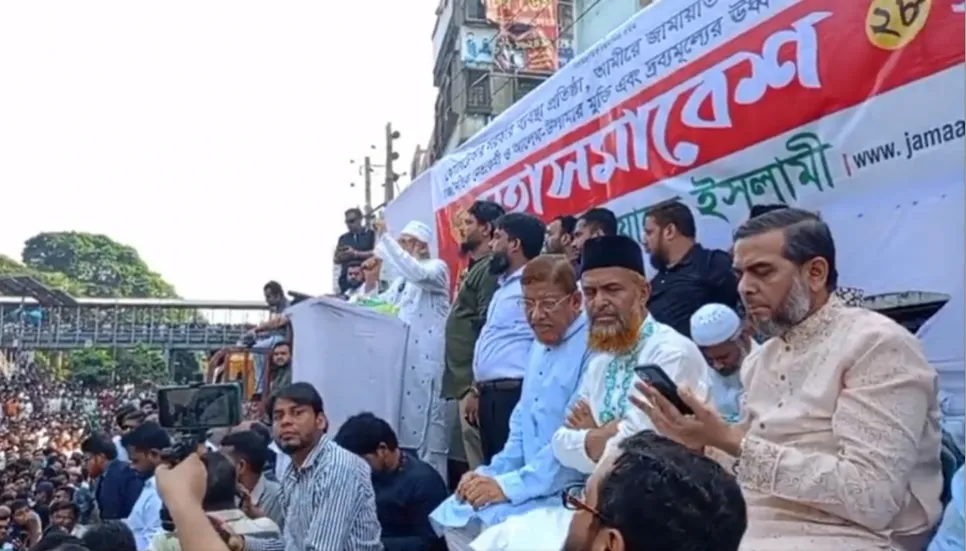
[{"xmin": 429, "ymin": 0, "xmax": 965, "ymax": 285}]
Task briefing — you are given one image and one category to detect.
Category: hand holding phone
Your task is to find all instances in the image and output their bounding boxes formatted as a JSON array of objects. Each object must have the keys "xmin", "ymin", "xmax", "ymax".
[{"xmin": 633, "ymin": 364, "xmax": 694, "ymax": 415}]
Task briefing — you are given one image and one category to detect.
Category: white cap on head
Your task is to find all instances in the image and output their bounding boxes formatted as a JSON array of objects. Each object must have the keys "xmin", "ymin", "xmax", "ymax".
[
  {"xmin": 690, "ymin": 303, "xmax": 741, "ymax": 347},
  {"xmin": 400, "ymin": 221, "xmax": 433, "ymax": 245}
]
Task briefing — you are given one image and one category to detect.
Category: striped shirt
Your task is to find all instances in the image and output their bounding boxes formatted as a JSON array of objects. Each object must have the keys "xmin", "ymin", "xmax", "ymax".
[
  {"xmin": 252, "ymin": 474, "xmax": 285, "ymax": 531},
  {"xmin": 244, "ymin": 435, "xmax": 382, "ymax": 551}
]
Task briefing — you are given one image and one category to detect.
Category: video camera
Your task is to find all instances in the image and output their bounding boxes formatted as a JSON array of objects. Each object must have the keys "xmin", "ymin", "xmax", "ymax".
[{"xmin": 156, "ymin": 382, "xmax": 243, "ymax": 465}]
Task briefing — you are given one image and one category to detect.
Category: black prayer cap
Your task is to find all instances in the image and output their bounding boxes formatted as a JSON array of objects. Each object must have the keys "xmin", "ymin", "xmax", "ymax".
[{"xmin": 579, "ymin": 235, "xmax": 646, "ymax": 277}]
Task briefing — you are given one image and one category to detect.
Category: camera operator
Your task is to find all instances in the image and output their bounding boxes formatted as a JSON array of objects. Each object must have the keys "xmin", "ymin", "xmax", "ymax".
[
  {"xmin": 149, "ymin": 452, "xmax": 279, "ymax": 551},
  {"xmin": 154, "ymin": 455, "xmax": 231, "ymax": 551}
]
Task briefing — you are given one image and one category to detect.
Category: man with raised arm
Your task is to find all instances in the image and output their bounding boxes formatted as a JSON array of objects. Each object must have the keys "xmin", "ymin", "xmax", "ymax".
[{"xmin": 360, "ymin": 219, "xmax": 452, "ymax": 478}]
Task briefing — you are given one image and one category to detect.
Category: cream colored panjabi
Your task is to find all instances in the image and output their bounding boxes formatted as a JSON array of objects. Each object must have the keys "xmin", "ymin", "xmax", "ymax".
[{"xmin": 712, "ymin": 297, "xmax": 943, "ymax": 551}]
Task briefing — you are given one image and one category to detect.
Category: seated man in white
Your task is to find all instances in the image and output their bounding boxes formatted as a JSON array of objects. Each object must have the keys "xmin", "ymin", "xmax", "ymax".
[
  {"xmin": 471, "ymin": 235, "xmax": 711, "ymax": 551},
  {"xmin": 430, "ymin": 254, "xmax": 591, "ymax": 551},
  {"xmin": 552, "ymin": 235, "xmax": 710, "ymax": 475},
  {"xmin": 689, "ymin": 303, "xmax": 759, "ymax": 423}
]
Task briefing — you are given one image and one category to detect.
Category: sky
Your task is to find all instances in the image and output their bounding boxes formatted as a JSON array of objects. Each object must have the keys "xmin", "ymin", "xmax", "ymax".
[{"xmin": 0, "ymin": 1, "xmax": 438, "ymax": 301}]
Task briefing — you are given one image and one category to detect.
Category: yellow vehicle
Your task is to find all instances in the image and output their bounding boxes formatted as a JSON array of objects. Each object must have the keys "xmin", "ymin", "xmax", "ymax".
[{"xmin": 208, "ymin": 348, "xmax": 257, "ymax": 399}]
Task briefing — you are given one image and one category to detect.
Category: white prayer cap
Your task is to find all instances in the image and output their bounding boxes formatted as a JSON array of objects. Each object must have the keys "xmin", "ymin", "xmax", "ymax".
[
  {"xmin": 690, "ymin": 303, "xmax": 741, "ymax": 347},
  {"xmin": 401, "ymin": 221, "xmax": 433, "ymax": 245}
]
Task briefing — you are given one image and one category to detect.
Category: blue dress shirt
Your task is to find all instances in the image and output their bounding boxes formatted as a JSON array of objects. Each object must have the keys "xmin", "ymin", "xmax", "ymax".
[
  {"xmin": 432, "ymin": 314, "xmax": 590, "ymax": 529},
  {"xmin": 472, "ymin": 268, "xmax": 533, "ymax": 382},
  {"xmin": 124, "ymin": 476, "xmax": 163, "ymax": 551},
  {"xmin": 929, "ymin": 466, "xmax": 964, "ymax": 551}
]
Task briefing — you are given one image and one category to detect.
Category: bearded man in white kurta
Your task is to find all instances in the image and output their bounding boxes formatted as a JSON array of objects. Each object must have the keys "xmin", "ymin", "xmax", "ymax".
[
  {"xmin": 470, "ymin": 235, "xmax": 710, "ymax": 551},
  {"xmin": 367, "ymin": 219, "xmax": 452, "ymax": 478},
  {"xmin": 551, "ymin": 234, "xmax": 710, "ymax": 474}
]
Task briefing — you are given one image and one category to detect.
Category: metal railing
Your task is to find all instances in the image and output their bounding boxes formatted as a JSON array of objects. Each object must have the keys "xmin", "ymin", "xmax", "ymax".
[{"xmin": 0, "ymin": 322, "xmax": 252, "ymax": 349}]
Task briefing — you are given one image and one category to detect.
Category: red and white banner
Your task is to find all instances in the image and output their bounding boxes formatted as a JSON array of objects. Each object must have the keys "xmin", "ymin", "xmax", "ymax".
[
  {"xmin": 431, "ymin": 0, "xmax": 963, "ymax": 268},
  {"xmin": 416, "ymin": 0, "xmax": 965, "ymax": 415}
]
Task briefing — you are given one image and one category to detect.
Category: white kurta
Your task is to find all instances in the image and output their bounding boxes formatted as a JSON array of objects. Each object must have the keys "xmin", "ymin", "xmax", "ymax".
[
  {"xmin": 471, "ymin": 316, "xmax": 713, "ymax": 551},
  {"xmin": 374, "ymin": 233, "xmax": 451, "ymax": 477},
  {"xmin": 551, "ymin": 314, "xmax": 711, "ymax": 473}
]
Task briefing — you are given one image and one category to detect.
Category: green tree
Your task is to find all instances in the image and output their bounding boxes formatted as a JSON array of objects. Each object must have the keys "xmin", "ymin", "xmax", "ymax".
[
  {"xmin": 67, "ymin": 348, "xmax": 117, "ymax": 387},
  {"xmin": 116, "ymin": 345, "xmax": 171, "ymax": 385},
  {"xmin": 171, "ymin": 350, "xmax": 204, "ymax": 384},
  {"xmin": 0, "ymin": 254, "xmax": 82, "ymax": 294},
  {"xmin": 21, "ymin": 232, "xmax": 177, "ymax": 298},
  {"xmin": 6, "ymin": 232, "xmax": 204, "ymax": 386}
]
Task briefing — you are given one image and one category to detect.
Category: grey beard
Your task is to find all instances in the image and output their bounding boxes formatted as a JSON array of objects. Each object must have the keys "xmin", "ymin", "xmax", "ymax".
[{"xmin": 752, "ymin": 276, "xmax": 812, "ymax": 339}]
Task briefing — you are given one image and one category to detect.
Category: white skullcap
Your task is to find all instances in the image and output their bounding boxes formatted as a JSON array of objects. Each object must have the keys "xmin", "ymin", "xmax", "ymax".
[
  {"xmin": 400, "ymin": 221, "xmax": 433, "ymax": 245},
  {"xmin": 690, "ymin": 303, "xmax": 741, "ymax": 347}
]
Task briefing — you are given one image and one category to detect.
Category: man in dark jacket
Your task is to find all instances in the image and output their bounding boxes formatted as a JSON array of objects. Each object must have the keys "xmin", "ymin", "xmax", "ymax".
[
  {"xmin": 80, "ymin": 433, "xmax": 144, "ymax": 521},
  {"xmin": 336, "ymin": 413, "xmax": 448, "ymax": 551}
]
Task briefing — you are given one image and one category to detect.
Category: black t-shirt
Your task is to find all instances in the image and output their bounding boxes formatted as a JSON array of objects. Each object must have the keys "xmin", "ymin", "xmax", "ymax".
[
  {"xmin": 647, "ymin": 244, "xmax": 740, "ymax": 338},
  {"xmin": 337, "ymin": 229, "xmax": 376, "ymax": 254},
  {"xmin": 336, "ymin": 229, "xmax": 376, "ymax": 291}
]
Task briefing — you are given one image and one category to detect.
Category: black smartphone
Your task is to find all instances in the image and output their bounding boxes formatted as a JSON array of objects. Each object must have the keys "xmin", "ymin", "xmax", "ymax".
[
  {"xmin": 157, "ymin": 383, "xmax": 242, "ymax": 431},
  {"xmin": 633, "ymin": 364, "xmax": 694, "ymax": 415}
]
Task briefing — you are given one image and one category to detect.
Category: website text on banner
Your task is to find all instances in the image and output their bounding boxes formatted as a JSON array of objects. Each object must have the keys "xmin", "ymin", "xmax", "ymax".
[{"xmin": 429, "ymin": 0, "xmax": 965, "ymax": 282}]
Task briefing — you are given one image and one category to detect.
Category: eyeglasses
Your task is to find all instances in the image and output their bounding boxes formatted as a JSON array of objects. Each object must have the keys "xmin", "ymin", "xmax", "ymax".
[
  {"xmin": 519, "ymin": 295, "xmax": 571, "ymax": 314},
  {"xmin": 345, "ymin": 218, "xmax": 360, "ymax": 225},
  {"xmin": 561, "ymin": 483, "xmax": 607, "ymax": 522}
]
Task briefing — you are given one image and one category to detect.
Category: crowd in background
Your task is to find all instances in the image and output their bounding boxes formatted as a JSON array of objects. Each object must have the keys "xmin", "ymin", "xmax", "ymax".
[
  {"xmin": 318, "ymin": 199, "xmax": 965, "ymax": 551},
  {"xmin": 0, "ymin": 199, "xmax": 961, "ymax": 551}
]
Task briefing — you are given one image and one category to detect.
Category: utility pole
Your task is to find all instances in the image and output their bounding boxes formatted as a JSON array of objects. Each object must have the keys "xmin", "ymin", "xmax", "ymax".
[
  {"xmin": 363, "ymin": 155, "xmax": 374, "ymax": 225},
  {"xmin": 385, "ymin": 123, "xmax": 400, "ymax": 204}
]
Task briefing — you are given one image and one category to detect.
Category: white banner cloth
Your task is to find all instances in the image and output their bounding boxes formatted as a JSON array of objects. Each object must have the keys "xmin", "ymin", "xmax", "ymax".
[{"xmin": 287, "ymin": 297, "xmax": 409, "ymax": 435}]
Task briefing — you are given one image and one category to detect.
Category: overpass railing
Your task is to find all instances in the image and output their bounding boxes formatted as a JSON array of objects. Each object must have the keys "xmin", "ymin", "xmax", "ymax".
[{"xmin": 0, "ymin": 322, "xmax": 253, "ymax": 348}]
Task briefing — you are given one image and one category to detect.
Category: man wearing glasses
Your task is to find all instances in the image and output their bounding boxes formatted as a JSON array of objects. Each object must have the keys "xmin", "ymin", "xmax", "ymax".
[
  {"xmin": 333, "ymin": 207, "xmax": 376, "ymax": 294},
  {"xmin": 431, "ymin": 254, "xmax": 588, "ymax": 550},
  {"xmin": 559, "ymin": 431, "xmax": 746, "ymax": 551}
]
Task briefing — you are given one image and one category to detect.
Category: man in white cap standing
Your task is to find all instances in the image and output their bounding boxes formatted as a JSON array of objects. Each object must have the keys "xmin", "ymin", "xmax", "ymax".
[
  {"xmin": 363, "ymin": 219, "xmax": 452, "ymax": 478},
  {"xmin": 689, "ymin": 303, "xmax": 758, "ymax": 423}
]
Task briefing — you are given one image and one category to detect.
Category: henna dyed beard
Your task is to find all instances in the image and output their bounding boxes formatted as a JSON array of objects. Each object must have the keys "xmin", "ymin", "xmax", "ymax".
[{"xmin": 588, "ymin": 305, "xmax": 645, "ymax": 355}]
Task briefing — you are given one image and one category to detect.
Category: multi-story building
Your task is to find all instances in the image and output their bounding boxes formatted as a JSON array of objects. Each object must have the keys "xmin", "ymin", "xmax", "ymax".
[
  {"xmin": 410, "ymin": 145, "xmax": 431, "ymax": 178},
  {"xmin": 428, "ymin": 0, "xmax": 574, "ymax": 163},
  {"xmin": 574, "ymin": 0, "xmax": 654, "ymax": 55}
]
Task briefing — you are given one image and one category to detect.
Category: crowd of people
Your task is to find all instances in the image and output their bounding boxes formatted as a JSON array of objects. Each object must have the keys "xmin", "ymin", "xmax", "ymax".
[
  {"xmin": 313, "ymin": 200, "xmax": 964, "ymax": 551},
  {"xmin": 0, "ymin": 199, "xmax": 962, "ymax": 551}
]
